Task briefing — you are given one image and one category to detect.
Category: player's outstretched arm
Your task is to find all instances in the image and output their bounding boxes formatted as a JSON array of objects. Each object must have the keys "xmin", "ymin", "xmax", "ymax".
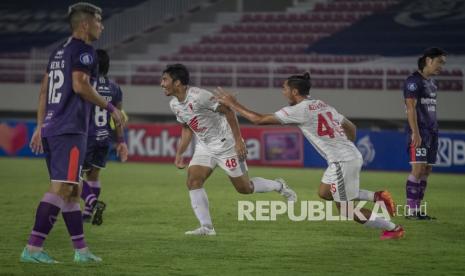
[
  {"xmin": 72, "ymin": 71, "xmax": 125, "ymax": 127},
  {"xmin": 214, "ymin": 87, "xmax": 280, "ymax": 125},
  {"xmin": 175, "ymin": 124, "xmax": 193, "ymax": 169},
  {"xmin": 30, "ymin": 73, "xmax": 48, "ymax": 154},
  {"xmin": 341, "ymin": 118, "xmax": 357, "ymax": 142}
]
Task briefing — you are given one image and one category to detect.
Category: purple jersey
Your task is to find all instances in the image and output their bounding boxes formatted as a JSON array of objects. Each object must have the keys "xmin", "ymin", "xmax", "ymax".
[
  {"xmin": 41, "ymin": 37, "xmax": 97, "ymax": 137},
  {"xmin": 403, "ymin": 71, "xmax": 438, "ymax": 132},
  {"xmin": 88, "ymin": 76, "xmax": 123, "ymax": 142}
]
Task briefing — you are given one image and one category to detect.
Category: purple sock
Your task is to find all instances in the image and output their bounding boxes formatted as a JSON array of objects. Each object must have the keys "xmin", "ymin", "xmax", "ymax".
[
  {"xmin": 406, "ymin": 174, "xmax": 421, "ymax": 212},
  {"xmin": 88, "ymin": 181, "xmax": 101, "ymax": 199},
  {"xmin": 82, "ymin": 181, "xmax": 99, "ymax": 209},
  {"xmin": 62, "ymin": 202, "xmax": 86, "ymax": 249},
  {"xmin": 28, "ymin": 193, "xmax": 64, "ymax": 248},
  {"xmin": 81, "ymin": 181, "xmax": 92, "ymax": 202},
  {"xmin": 419, "ymin": 178, "xmax": 427, "ymax": 202}
]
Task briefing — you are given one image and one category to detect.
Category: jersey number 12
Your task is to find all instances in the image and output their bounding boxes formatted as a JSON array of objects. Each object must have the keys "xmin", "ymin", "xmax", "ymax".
[{"xmin": 47, "ymin": 70, "xmax": 64, "ymax": 104}]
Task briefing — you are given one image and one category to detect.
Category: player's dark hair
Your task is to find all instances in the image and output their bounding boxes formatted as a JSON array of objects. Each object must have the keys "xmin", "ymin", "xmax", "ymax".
[
  {"xmin": 163, "ymin": 64, "xmax": 190, "ymax": 85},
  {"xmin": 287, "ymin": 72, "xmax": 311, "ymax": 96},
  {"xmin": 68, "ymin": 2, "xmax": 102, "ymax": 30},
  {"xmin": 418, "ymin": 47, "xmax": 447, "ymax": 71},
  {"xmin": 97, "ymin": 49, "xmax": 109, "ymax": 76}
]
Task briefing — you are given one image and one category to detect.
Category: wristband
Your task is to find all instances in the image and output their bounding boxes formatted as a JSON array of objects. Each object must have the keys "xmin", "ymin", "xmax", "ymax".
[
  {"xmin": 117, "ymin": 136, "xmax": 126, "ymax": 144},
  {"xmin": 106, "ymin": 102, "xmax": 116, "ymax": 113}
]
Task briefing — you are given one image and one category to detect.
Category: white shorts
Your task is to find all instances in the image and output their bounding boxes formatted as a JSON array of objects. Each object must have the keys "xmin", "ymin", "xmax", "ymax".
[
  {"xmin": 321, "ymin": 158, "xmax": 362, "ymax": 202},
  {"xmin": 189, "ymin": 145, "xmax": 248, "ymax": 178}
]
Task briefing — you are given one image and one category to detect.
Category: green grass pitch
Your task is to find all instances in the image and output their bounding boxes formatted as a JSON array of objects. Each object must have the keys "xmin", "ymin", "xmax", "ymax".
[{"xmin": 1, "ymin": 157, "xmax": 464, "ymax": 275}]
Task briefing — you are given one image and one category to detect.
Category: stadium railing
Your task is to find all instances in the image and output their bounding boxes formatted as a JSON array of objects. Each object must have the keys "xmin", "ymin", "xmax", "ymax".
[{"xmin": 0, "ymin": 59, "xmax": 463, "ymax": 91}]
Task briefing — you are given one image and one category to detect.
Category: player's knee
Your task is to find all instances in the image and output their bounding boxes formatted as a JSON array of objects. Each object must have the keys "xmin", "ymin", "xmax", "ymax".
[
  {"xmin": 318, "ymin": 187, "xmax": 333, "ymax": 200},
  {"xmin": 235, "ymin": 183, "xmax": 253, "ymax": 194},
  {"xmin": 423, "ymin": 166, "xmax": 432, "ymax": 177},
  {"xmin": 410, "ymin": 169, "xmax": 422, "ymax": 180},
  {"xmin": 318, "ymin": 191, "xmax": 332, "ymax": 200},
  {"xmin": 187, "ymin": 178, "xmax": 204, "ymax": 190}
]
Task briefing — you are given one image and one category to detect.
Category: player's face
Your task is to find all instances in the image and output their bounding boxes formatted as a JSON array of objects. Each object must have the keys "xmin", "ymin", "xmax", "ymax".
[
  {"xmin": 282, "ymin": 81, "xmax": 297, "ymax": 105},
  {"xmin": 427, "ymin": 55, "xmax": 446, "ymax": 75},
  {"xmin": 87, "ymin": 13, "xmax": 104, "ymax": 41},
  {"xmin": 161, "ymin": 73, "xmax": 175, "ymax": 96}
]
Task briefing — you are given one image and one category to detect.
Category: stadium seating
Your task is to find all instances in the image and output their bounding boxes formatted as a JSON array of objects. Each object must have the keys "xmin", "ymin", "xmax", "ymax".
[
  {"xmin": 0, "ymin": 0, "xmax": 462, "ymax": 91},
  {"xmin": 160, "ymin": 0, "xmax": 399, "ymax": 63},
  {"xmin": 307, "ymin": 0, "xmax": 465, "ymax": 56},
  {"xmin": 0, "ymin": 0, "xmax": 146, "ymax": 53}
]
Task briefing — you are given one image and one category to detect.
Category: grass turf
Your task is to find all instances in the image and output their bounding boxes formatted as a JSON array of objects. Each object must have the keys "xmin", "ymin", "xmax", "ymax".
[{"xmin": 1, "ymin": 157, "xmax": 464, "ymax": 275}]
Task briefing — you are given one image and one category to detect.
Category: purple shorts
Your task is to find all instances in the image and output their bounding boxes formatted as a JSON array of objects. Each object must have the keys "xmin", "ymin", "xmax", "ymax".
[
  {"xmin": 407, "ymin": 130, "xmax": 438, "ymax": 165},
  {"xmin": 42, "ymin": 134, "xmax": 87, "ymax": 184},
  {"xmin": 83, "ymin": 138, "xmax": 111, "ymax": 170}
]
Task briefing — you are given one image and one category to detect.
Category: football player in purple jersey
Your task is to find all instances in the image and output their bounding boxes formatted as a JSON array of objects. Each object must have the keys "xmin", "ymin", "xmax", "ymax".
[
  {"xmin": 81, "ymin": 49, "xmax": 128, "ymax": 225},
  {"xmin": 403, "ymin": 47, "xmax": 447, "ymax": 220},
  {"xmin": 22, "ymin": 2, "xmax": 124, "ymax": 264}
]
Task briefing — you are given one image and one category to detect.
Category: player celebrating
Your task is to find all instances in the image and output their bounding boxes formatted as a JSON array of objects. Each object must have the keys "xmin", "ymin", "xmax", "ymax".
[
  {"xmin": 215, "ymin": 73, "xmax": 404, "ymax": 240},
  {"xmin": 161, "ymin": 64, "xmax": 296, "ymax": 236},
  {"xmin": 23, "ymin": 2, "xmax": 124, "ymax": 263},
  {"xmin": 403, "ymin": 47, "xmax": 447, "ymax": 220},
  {"xmin": 81, "ymin": 49, "xmax": 128, "ymax": 225}
]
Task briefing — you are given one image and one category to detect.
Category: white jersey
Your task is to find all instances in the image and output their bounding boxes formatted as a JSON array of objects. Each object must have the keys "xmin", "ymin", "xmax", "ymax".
[
  {"xmin": 274, "ymin": 98, "xmax": 362, "ymax": 163},
  {"xmin": 169, "ymin": 86, "xmax": 235, "ymax": 155}
]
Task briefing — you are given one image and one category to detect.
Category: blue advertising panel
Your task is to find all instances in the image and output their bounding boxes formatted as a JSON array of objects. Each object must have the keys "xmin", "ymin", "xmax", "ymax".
[
  {"xmin": 303, "ymin": 129, "xmax": 465, "ymax": 173},
  {"xmin": 2, "ymin": 120, "xmax": 464, "ymax": 173}
]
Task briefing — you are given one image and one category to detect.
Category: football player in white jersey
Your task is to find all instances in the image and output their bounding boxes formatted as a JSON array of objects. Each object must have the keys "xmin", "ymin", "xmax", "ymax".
[
  {"xmin": 161, "ymin": 64, "xmax": 297, "ymax": 235},
  {"xmin": 215, "ymin": 72, "xmax": 405, "ymax": 240}
]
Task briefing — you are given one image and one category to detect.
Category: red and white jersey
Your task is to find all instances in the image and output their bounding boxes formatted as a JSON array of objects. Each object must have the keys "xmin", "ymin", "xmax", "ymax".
[
  {"xmin": 274, "ymin": 98, "xmax": 362, "ymax": 163},
  {"xmin": 169, "ymin": 86, "xmax": 235, "ymax": 155}
]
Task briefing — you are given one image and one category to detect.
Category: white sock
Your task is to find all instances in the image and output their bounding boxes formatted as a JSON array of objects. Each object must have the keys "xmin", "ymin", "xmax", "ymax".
[
  {"xmin": 358, "ymin": 190, "xmax": 375, "ymax": 202},
  {"xmin": 189, "ymin": 188, "xmax": 213, "ymax": 228},
  {"xmin": 364, "ymin": 215, "xmax": 396, "ymax": 231},
  {"xmin": 250, "ymin": 177, "xmax": 282, "ymax": 193}
]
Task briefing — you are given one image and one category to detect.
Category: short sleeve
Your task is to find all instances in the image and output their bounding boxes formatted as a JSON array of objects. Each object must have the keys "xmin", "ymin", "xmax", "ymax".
[
  {"xmin": 72, "ymin": 45, "xmax": 96, "ymax": 75},
  {"xmin": 274, "ymin": 105, "xmax": 307, "ymax": 124},
  {"xmin": 197, "ymin": 89, "xmax": 220, "ymax": 111},
  {"xmin": 403, "ymin": 77, "xmax": 420, "ymax": 99},
  {"xmin": 169, "ymin": 101, "xmax": 184, "ymax": 124},
  {"xmin": 332, "ymin": 110, "xmax": 345, "ymax": 124}
]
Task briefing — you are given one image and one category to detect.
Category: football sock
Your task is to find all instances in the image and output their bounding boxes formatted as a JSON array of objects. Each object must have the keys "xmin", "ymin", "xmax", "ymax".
[
  {"xmin": 189, "ymin": 188, "xmax": 213, "ymax": 228},
  {"xmin": 82, "ymin": 181, "xmax": 100, "ymax": 210},
  {"xmin": 62, "ymin": 202, "xmax": 86, "ymax": 249},
  {"xmin": 27, "ymin": 193, "xmax": 64, "ymax": 249},
  {"xmin": 251, "ymin": 177, "xmax": 282, "ymax": 193},
  {"xmin": 419, "ymin": 176, "xmax": 427, "ymax": 203},
  {"xmin": 357, "ymin": 190, "xmax": 375, "ymax": 201},
  {"xmin": 87, "ymin": 181, "xmax": 101, "ymax": 199},
  {"xmin": 406, "ymin": 174, "xmax": 421, "ymax": 214},
  {"xmin": 364, "ymin": 215, "xmax": 396, "ymax": 231}
]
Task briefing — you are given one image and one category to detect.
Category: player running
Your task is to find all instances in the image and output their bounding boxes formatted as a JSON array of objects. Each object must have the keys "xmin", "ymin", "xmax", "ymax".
[
  {"xmin": 161, "ymin": 64, "xmax": 296, "ymax": 236},
  {"xmin": 215, "ymin": 72, "xmax": 404, "ymax": 240}
]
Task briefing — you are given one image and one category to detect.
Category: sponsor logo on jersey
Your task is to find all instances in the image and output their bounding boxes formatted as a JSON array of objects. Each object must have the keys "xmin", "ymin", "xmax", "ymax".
[
  {"xmin": 188, "ymin": 116, "xmax": 207, "ymax": 133},
  {"xmin": 54, "ymin": 49, "xmax": 64, "ymax": 59},
  {"xmin": 407, "ymin": 82, "xmax": 417, "ymax": 91},
  {"xmin": 79, "ymin": 53, "xmax": 93, "ymax": 65}
]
